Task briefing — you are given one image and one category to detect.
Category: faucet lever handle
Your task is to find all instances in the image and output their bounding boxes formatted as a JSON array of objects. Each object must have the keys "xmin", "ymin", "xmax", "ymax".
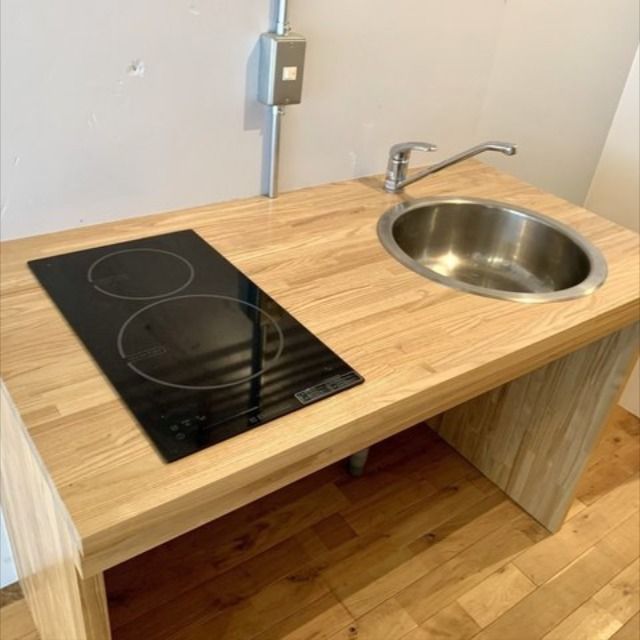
[{"xmin": 389, "ymin": 141, "xmax": 438, "ymax": 160}]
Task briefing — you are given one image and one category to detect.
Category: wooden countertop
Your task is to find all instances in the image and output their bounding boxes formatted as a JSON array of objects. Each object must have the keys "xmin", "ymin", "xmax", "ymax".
[{"xmin": 1, "ymin": 161, "xmax": 638, "ymax": 577}]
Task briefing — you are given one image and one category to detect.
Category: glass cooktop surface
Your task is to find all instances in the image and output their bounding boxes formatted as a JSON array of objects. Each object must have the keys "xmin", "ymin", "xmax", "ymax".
[{"xmin": 28, "ymin": 230, "xmax": 363, "ymax": 461}]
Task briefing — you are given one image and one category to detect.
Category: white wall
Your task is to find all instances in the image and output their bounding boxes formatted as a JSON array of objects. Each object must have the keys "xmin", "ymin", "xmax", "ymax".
[
  {"xmin": 585, "ymin": 48, "xmax": 639, "ymax": 417},
  {"xmin": 2, "ymin": 0, "xmax": 638, "ymax": 239},
  {"xmin": 586, "ymin": 49, "xmax": 639, "ymax": 232}
]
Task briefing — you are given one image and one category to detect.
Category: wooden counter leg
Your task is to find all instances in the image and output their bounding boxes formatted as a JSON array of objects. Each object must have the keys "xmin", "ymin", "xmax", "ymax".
[
  {"xmin": 0, "ymin": 382, "xmax": 112, "ymax": 640},
  {"xmin": 432, "ymin": 322, "xmax": 639, "ymax": 532}
]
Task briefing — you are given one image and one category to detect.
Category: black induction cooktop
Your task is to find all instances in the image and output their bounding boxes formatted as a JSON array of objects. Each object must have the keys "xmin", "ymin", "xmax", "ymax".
[{"xmin": 28, "ymin": 230, "xmax": 363, "ymax": 461}]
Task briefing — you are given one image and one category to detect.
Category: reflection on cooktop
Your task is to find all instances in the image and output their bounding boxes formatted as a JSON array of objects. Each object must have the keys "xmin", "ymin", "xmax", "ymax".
[
  {"xmin": 28, "ymin": 230, "xmax": 363, "ymax": 461},
  {"xmin": 88, "ymin": 248, "xmax": 195, "ymax": 300},
  {"xmin": 117, "ymin": 294, "xmax": 285, "ymax": 391}
]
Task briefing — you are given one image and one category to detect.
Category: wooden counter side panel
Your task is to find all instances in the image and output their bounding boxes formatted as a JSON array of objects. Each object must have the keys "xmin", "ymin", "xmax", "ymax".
[
  {"xmin": 435, "ymin": 323, "xmax": 639, "ymax": 531},
  {"xmin": 0, "ymin": 382, "xmax": 111, "ymax": 640}
]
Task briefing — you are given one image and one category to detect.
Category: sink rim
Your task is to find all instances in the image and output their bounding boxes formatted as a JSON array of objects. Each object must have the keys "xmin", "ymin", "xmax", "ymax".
[{"xmin": 377, "ymin": 196, "xmax": 608, "ymax": 303}]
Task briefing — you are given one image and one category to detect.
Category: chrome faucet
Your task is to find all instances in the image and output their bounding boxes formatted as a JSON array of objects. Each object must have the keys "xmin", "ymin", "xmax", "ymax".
[{"xmin": 384, "ymin": 140, "xmax": 517, "ymax": 193}]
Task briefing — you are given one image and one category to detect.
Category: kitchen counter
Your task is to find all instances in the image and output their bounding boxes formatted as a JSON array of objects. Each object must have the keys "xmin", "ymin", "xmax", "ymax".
[{"xmin": 1, "ymin": 160, "xmax": 639, "ymax": 639}]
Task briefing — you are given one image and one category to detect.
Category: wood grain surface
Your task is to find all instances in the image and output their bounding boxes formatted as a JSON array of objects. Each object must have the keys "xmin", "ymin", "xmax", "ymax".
[
  {"xmin": 2, "ymin": 406, "xmax": 638, "ymax": 640},
  {"xmin": 435, "ymin": 323, "xmax": 639, "ymax": 531},
  {"xmin": 0, "ymin": 383, "xmax": 111, "ymax": 640},
  {"xmin": 1, "ymin": 161, "xmax": 638, "ymax": 578}
]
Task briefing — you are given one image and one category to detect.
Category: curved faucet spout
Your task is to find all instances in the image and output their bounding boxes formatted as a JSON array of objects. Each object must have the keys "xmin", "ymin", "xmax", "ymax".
[
  {"xmin": 479, "ymin": 141, "xmax": 517, "ymax": 156},
  {"xmin": 384, "ymin": 140, "xmax": 517, "ymax": 193}
]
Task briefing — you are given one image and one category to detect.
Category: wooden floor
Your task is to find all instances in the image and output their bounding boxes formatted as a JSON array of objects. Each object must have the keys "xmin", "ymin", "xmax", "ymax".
[{"xmin": 2, "ymin": 407, "xmax": 639, "ymax": 640}]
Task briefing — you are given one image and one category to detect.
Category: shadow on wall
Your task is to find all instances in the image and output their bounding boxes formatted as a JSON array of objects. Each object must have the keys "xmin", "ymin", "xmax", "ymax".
[
  {"xmin": 244, "ymin": 39, "xmax": 263, "ymax": 133},
  {"xmin": 244, "ymin": 29, "xmax": 273, "ymax": 196}
]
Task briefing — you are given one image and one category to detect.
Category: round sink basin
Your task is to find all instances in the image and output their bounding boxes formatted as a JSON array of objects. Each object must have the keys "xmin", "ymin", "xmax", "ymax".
[{"xmin": 377, "ymin": 197, "xmax": 607, "ymax": 303}]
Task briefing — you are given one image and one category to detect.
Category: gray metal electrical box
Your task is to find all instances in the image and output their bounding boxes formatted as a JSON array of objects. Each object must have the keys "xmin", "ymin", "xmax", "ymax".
[{"xmin": 258, "ymin": 32, "xmax": 306, "ymax": 106}]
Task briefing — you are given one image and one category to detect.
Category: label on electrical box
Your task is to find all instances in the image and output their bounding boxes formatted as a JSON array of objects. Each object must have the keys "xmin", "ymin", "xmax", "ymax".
[{"xmin": 282, "ymin": 66, "xmax": 298, "ymax": 81}]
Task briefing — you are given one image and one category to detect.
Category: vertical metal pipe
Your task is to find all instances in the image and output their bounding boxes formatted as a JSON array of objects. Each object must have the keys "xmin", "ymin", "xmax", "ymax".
[
  {"xmin": 267, "ymin": 105, "xmax": 282, "ymax": 198},
  {"xmin": 266, "ymin": 0, "xmax": 289, "ymax": 198},
  {"xmin": 276, "ymin": 0, "xmax": 289, "ymax": 35},
  {"xmin": 348, "ymin": 448, "xmax": 370, "ymax": 477}
]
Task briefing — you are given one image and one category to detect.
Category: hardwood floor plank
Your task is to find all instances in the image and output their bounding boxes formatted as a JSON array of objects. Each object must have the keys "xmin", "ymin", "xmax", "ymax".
[
  {"xmin": 0, "ymin": 600, "xmax": 38, "ymax": 640},
  {"xmin": 538, "ymin": 559, "xmax": 640, "ymax": 640},
  {"xmin": 474, "ymin": 511, "xmax": 640, "ymax": 640},
  {"xmin": 311, "ymin": 514, "xmax": 358, "ymax": 551},
  {"xmin": 593, "ymin": 559, "xmax": 640, "ymax": 625},
  {"xmin": 329, "ymin": 598, "xmax": 417, "ymax": 640},
  {"xmin": 400, "ymin": 602, "xmax": 481, "ymax": 640},
  {"xmin": 581, "ymin": 407, "xmax": 639, "ymax": 469},
  {"xmin": 513, "ymin": 476, "xmax": 640, "ymax": 585},
  {"xmin": 338, "ymin": 442, "xmax": 473, "ymax": 537},
  {"xmin": 383, "ymin": 483, "xmax": 487, "ymax": 548},
  {"xmin": 394, "ymin": 513, "xmax": 544, "ymax": 625},
  {"xmin": 597, "ymin": 512, "xmax": 640, "ymax": 571},
  {"xmin": 249, "ymin": 564, "xmax": 331, "ymax": 618},
  {"xmin": 152, "ymin": 581, "xmax": 345, "ymax": 640},
  {"xmin": 566, "ymin": 499, "xmax": 588, "ymax": 520},
  {"xmin": 107, "ymin": 482, "xmax": 347, "ymax": 629},
  {"xmin": 340, "ymin": 473, "xmax": 439, "ymax": 535},
  {"xmin": 541, "ymin": 600, "xmax": 622, "ymax": 640},
  {"xmin": 406, "ymin": 489, "xmax": 508, "ymax": 555},
  {"xmin": 241, "ymin": 593, "xmax": 353, "ymax": 640},
  {"xmin": 457, "ymin": 563, "xmax": 537, "ymax": 628},
  {"xmin": 577, "ymin": 444, "xmax": 639, "ymax": 507},
  {"xmin": 111, "ymin": 538, "xmax": 329, "ymax": 640},
  {"xmin": 325, "ymin": 487, "xmax": 513, "ymax": 618},
  {"xmin": 575, "ymin": 407, "xmax": 639, "ymax": 508},
  {"xmin": 339, "ymin": 494, "xmax": 518, "ymax": 619},
  {"xmin": 610, "ymin": 613, "xmax": 640, "ymax": 640}
]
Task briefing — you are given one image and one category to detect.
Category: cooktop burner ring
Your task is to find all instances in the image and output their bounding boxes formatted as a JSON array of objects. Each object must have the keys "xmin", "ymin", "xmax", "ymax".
[
  {"xmin": 87, "ymin": 248, "xmax": 195, "ymax": 300},
  {"xmin": 116, "ymin": 293, "xmax": 285, "ymax": 391}
]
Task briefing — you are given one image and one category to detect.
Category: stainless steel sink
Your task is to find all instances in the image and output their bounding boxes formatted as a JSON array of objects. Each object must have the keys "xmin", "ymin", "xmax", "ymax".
[{"xmin": 377, "ymin": 197, "xmax": 607, "ymax": 303}]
